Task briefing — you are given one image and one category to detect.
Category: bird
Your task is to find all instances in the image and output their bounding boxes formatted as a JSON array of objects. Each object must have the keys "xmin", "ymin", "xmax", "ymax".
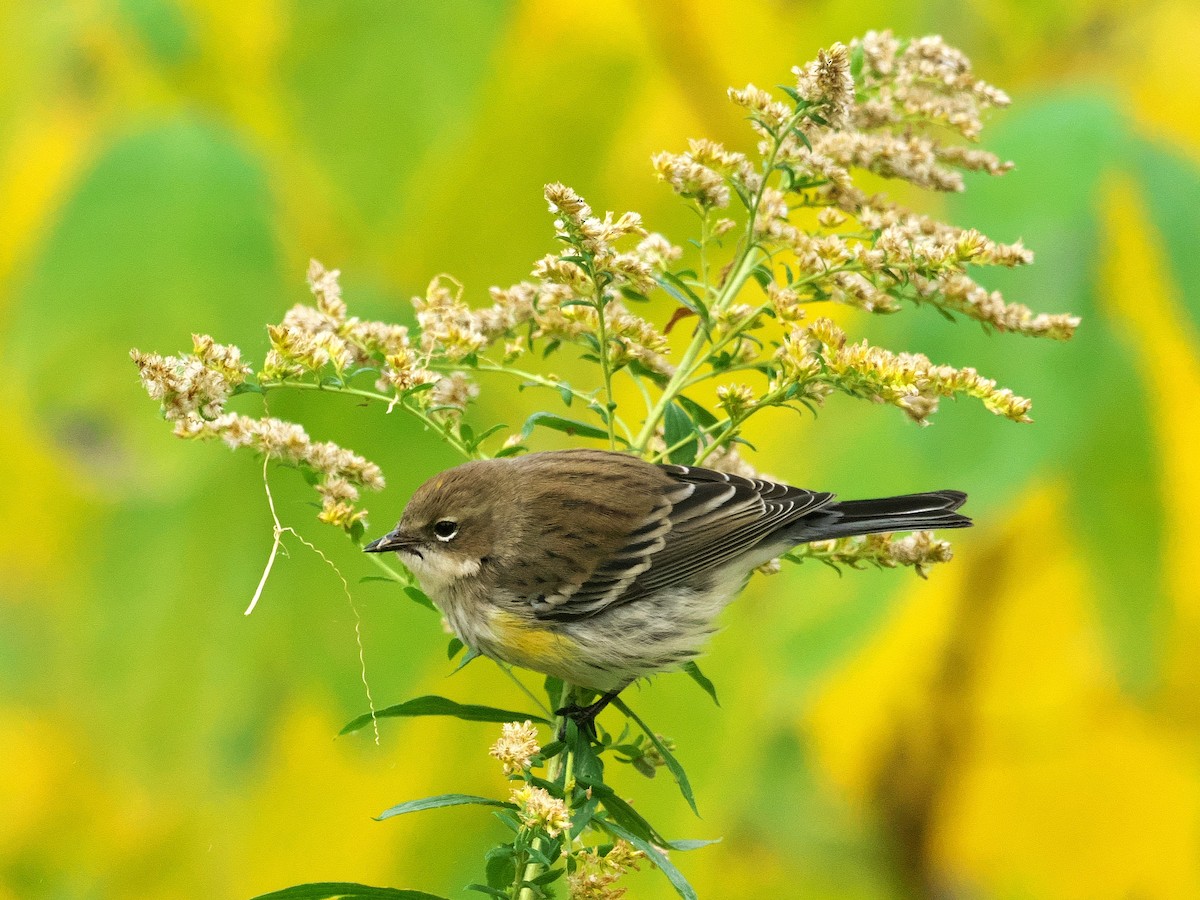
[{"xmin": 364, "ymin": 448, "xmax": 970, "ymax": 730}]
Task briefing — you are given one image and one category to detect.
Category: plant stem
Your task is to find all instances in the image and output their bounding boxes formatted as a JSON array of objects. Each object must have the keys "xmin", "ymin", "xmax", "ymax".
[
  {"xmin": 691, "ymin": 382, "xmax": 792, "ymax": 466},
  {"xmin": 631, "ymin": 246, "xmax": 762, "ymax": 452},
  {"xmin": 516, "ymin": 684, "xmax": 576, "ymax": 899},
  {"xmin": 465, "ymin": 359, "xmax": 635, "ymax": 443},
  {"xmin": 260, "ymin": 379, "xmax": 477, "ymax": 459},
  {"xmin": 592, "ymin": 285, "xmax": 619, "ymax": 450},
  {"xmin": 631, "ymin": 111, "xmax": 807, "ymax": 454},
  {"xmin": 649, "ymin": 416, "xmax": 729, "ymax": 463}
]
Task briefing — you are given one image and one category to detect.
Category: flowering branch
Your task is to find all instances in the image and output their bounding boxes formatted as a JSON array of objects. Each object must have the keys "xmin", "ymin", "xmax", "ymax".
[{"xmin": 136, "ymin": 32, "xmax": 1078, "ymax": 900}]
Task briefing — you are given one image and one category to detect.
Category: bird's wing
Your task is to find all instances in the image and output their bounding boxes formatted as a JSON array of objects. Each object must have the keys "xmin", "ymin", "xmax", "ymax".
[{"xmin": 531, "ymin": 464, "xmax": 833, "ymax": 622}]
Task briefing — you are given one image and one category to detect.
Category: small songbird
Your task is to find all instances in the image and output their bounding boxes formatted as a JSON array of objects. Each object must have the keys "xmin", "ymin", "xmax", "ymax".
[{"xmin": 364, "ymin": 449, "xmax": 970, "ymax": 728}]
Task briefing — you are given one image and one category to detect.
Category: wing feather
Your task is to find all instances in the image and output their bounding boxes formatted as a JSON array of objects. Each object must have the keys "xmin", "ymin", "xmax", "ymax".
[{"xmin": 533, "ymin": 464, "xmax": 834, "ymax": 622}]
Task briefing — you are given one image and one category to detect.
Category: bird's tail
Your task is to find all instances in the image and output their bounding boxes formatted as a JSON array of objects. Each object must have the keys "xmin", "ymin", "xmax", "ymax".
[{"xmin": 790, "ymin": 490, "xmax": 971, "ymax": 542}]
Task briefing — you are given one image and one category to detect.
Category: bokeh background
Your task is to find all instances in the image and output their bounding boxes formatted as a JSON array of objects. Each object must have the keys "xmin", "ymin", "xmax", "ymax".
[{"xmin": 4, "ymin": 1, "xmax": 1200, "ymax": 897}]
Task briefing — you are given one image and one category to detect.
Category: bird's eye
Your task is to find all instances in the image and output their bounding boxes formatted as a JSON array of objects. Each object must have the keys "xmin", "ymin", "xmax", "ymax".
[{"xmin": 433, "ymin": 520, "xmax": 459, "ymax": 541}]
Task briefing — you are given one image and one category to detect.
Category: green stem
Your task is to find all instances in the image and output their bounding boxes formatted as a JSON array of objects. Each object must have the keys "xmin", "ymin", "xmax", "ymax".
[
  {"xmin": 515, "ymin": 683, "xmax": 576, "ymax": 899},
  {"xmin": 698, "ymin": 208, "xmax": 712, "ymax": 300},
  {"xmin": 593, "ymin": 285, "xmax": 619, "ymax": 451},
  {"xmin": 631, "ymin": 247, "xmax": 762, "ymax": 453},
  {"xmin": 631, "ymin": 109, "xmax": 811, "ymax": 454},
  {"xmin": 363, "ymin": 552, "xmax": 411, "ymax": 585},
  {"xmin": 691, "ymin": 382, "xmax": 794, "ymax": 466},
  {"xmin": 466, "ymin": 360, "xmax": 634, "ymax": 443},
  {"xmin": 649, "ymin": 416, "xmax": 729, "ymax": 464},
  {"xmin": 260, "ymin": 378, "xmax": 477, "ymax": 460}
]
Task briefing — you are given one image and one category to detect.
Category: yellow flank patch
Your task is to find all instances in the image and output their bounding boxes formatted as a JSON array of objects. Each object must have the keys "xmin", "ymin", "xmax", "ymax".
[{"xmin": 488, "ymin": 609, "xmax": 576, "ymax": 669}]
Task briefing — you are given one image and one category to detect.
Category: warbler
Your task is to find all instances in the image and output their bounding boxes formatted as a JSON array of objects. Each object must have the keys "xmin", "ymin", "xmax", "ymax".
[{"xmin": 364, "ymin": 448, "xmax": 969, "ymax": 726}]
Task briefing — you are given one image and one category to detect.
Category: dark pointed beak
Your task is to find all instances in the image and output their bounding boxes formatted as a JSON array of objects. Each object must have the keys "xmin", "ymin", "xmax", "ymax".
[{"xmin": 363, "ymin": 529, "xmax": 419, "ymax": 554}]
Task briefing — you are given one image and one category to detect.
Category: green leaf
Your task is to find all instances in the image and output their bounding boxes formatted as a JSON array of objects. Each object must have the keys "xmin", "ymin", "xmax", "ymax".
[
  {"xmin": 341, "ymin": 695, "xmax": 549, "ymax": 735},
  {"xmin": 249, "ymin": 884, "xmax": 448, "ymax": 900},
  {"xmin": 530, "ymin": 868, "xmax": 565, "ymax": 886},
  {"xmin": 403, "ymin": 585, "xmax": 438, "ymax": 613},
  {"xmin": 675, "ymin": 395, "xmax": 719, "ymax": 430},
  {"xmin": 612, "ymin": 698, "xmax": 699, "ymax": 816},
  {"xmin": 663, "ymin": 402, "xmax": 700, "ymax": 465},
  {"xmin": 400, "ymin": 381, "xmax": 438, "ymax": 403},
  {"xmin": 564, "ymin": 719, "xmax": 604, "ymax": 783},
  {"xmin": 468, "ymin": 422, "xmax": 508, "ymax": 450},
  {"xmin": 1132, "ymin": 137, "xmax": 1200, "ymax": 338},
  {"xmin": 376, "ymin": 793, "xmax": 515, "ymax": 821},
  {"xmin": 450, "ymin": 645, "xmax": 483, "ymax": 674},
  {"xmin": 680, "ymin": 661, "xmax": 719, "ymax": 706},
  {"xmin": 484, "ymin": 844, "xmax": 517, "ymax": 890},
  {"xmin": 446, "ymin": 637, "xmax": 464, "ymax": 659},
  {"xmin": 520, "ymin": 411, "xmax": 613, "ymax": 443},
  {"xmin": 658, "ymin": 272, "xmax": 710, "ymax": 322},
  {"xmin": 544, "ymin": 676, "xmax": 564, "ymax": 710},
  {"xmin": 463, "ymin": 887, "xmax": 508, "ymax": 899},
  {"xmin": 627, "ymin": 359, "xmax": 670, "ymax": 387},
  {"xmin": 575, "ymin": 775, "xmax": 666, "ymax": 847},
  {"xmin": 558, "ymin": 382, "xmax": 574, "ymax": 407}
]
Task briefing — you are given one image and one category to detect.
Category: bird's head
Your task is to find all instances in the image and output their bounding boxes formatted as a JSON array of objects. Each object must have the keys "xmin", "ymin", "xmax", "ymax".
[{"xmin": 363, "ymin": 459, "xmax": 513, "ymax": 593}]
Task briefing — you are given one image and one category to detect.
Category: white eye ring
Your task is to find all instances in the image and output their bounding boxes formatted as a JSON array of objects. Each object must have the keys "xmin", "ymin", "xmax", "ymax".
[{"xmin": 433, "ymin": 520, "xmax": 458, "ymax": 541}]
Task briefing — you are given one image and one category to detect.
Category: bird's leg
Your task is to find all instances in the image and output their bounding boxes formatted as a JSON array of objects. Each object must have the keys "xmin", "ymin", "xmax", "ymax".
[{"xmin": 556, "ymin": 688, "xmax": 622, "ymax": 740}]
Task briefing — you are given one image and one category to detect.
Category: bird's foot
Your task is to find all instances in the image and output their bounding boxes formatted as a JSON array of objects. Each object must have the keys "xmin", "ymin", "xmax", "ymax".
[{"xmin": 555, "ymin": 689, "xmax": 620, "ymax": 741}]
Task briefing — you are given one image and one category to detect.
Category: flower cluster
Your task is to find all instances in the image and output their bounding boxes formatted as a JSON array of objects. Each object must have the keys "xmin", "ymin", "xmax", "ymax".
[
  {"xmin": 568, "ymin": 841, "xmax": 645, "ymax": 900},
  {"xmin": 651, "ymin": 138, "xmax": 758, "ymax": 209},
  {"xmin": 793, "ymin": 317, "xmax": 1033, "ymax": 424},
  {"xmin": 796, "ymin": 529, "xmax": 955, "ymax": 578},
  {"xmin": 132, "ymin": 309, "xmax": 386, "ymax": 531},
  {"xmin": 265, "ymin": 260, "xmax": 415, "ymax": 380},
  {"xmin": 853, "ymin": 31, "xmax": 1011, "ymax": 140},
  {"xmin": 793, "ymin": 42, "xmax": 856, "ymax": 128},
  {"xmin": 510, "ymin": 784, "xmax": 572, "ymax": 838},
  {"xmin": 397, "ymin": 185, "xmax": 680, "ymax": 390},
  {"xmin": 489, "ymin": 720, "xmax": 541, "ymax": 776},
  {"xmin": 131, "ymin": 335, "xmax": 251, "ymax": 422},
  {"xmin": 649, "ymin": 28, "xmax": 1080, "ymax": 386}
]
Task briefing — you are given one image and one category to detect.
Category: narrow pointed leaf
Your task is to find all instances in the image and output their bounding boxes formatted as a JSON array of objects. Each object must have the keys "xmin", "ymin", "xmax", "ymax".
[
  {"xmin": 376, "ymin": 794, "xmax": 515, "ymax": 821},
  {"xmin": 612, "ymin": 698, "xmax": 699, "ymax": 816},
  {"xmin": 250, "ymin": 884, "xmax": 448, "ymax": 900},
  {"xmin": 403, "ymin": 586, "xmax": 438, "ymax": 613},
  {"xmin": 341, "ymin": 695, "xmax": 549, "ymax": 735},
  {"xmin": 600, "ymin": 822, "xmax": 698, "ymax": 900},
  {"xmin": 680, "ymin": 661, "xmax": 720, "ymax": 706},
  {"xmin": 520, "ymin": 411, "xmax": 616, "ymax": 443},
  {"xmin": 450, "ymin": 645, "xmax": 483, "ymax": 674}
]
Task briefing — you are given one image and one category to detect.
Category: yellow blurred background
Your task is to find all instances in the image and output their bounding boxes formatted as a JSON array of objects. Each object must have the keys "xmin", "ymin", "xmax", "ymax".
[{"xmin": 4, "ymin": 1, "xmax": 1200, "ymax": 897}]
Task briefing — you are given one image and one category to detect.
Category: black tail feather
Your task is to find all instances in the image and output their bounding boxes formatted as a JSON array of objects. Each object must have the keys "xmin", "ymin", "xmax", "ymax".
[{"xmin": 790, "ymin": 490, "xmax": 971, "ymax": 542}]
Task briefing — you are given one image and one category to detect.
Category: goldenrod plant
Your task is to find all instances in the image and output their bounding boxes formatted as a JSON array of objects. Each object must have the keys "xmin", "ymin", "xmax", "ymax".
[{"xmin": 133, "ymin": 32, "xmax": 1075, "ymax": 900}]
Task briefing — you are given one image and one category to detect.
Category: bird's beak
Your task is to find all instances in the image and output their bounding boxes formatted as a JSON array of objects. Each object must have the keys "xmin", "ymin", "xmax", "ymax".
[{"xmin": 363, "ymin": 528, "xmax": 420, "ymax": 554}]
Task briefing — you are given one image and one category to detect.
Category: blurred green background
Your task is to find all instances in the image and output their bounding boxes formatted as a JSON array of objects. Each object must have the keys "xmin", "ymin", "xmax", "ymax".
[{"xmin": 4, "ymin": 0, "xmax": 1200, "ymax": 897}]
